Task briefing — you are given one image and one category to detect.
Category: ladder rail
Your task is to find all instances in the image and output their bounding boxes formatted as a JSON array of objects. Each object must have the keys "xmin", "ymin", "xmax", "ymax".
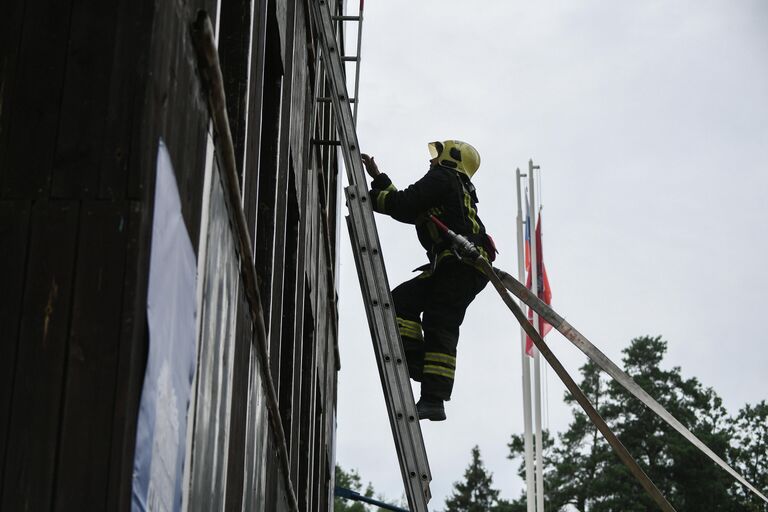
[
  {"xmin": 345, "ymin": 213, "xmax": 432, "ymax": 499},
  {"xmin": 351, "ymin": 0, "xmax": 364, "ymax": 124},
  {"xmin": 333, "ymin": 0, "xmax": 364, "ymax": 124}
]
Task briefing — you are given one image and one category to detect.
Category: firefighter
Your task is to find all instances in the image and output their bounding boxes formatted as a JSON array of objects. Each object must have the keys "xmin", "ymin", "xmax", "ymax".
[{"xmin": 362, "ymin": 140, "xmax": 496, "ymax": 421}]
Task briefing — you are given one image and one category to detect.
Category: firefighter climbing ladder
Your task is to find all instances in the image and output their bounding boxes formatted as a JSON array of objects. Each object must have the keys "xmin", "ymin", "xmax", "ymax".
[{"xmin": 310, "ymin": 1, "xmax": 433, "ymax": 511}]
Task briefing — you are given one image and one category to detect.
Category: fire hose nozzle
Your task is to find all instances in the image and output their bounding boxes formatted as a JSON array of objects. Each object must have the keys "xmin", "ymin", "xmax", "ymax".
[{"xmin": 428, "ymin": 215, "xmax": 481, "ymax": 260}]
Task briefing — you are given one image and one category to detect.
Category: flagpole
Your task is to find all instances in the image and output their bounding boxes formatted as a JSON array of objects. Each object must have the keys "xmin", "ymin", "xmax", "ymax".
[
  {"xmin": 516, "ymin": 168, "xmax": 536, "ymax": 512},
  {"xmin": 528, "ymin": 159, "xmax": 545, "ymax": 512}
]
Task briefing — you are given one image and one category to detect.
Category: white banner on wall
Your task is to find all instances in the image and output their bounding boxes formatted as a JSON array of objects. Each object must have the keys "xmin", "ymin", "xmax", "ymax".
[{"xmin": 132, "ymin": 139, "xmax": 198, "ymax": 512}]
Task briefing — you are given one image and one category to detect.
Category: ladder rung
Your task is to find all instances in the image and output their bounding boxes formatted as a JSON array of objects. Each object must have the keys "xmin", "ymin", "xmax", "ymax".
[
  {"xmin": 342, "ymin": 56, "xmax": 358, "ymax": 62},
  {"xmin": 312, "ymin": 139, "xmax": 341, "ymax": 146},
  {"xmin": 318, "ymin": 97, "xmax": 356, "ymax": 104},
  {"xmin": 332, "ymin": 15, "xmax": 361, "ymax": 21}
]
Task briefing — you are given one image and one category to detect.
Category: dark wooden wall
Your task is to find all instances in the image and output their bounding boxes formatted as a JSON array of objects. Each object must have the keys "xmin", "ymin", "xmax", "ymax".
[
  {"xmin": 212, "ymin": 0, "xmax": 344, "ymax": 509},
  {"xmin": 0, "ymin": 0, "xmax": 175, "ymax": 509},
  {"xmin": 1, "ymin": 0, "xmax": 344, "ymax": 510}
]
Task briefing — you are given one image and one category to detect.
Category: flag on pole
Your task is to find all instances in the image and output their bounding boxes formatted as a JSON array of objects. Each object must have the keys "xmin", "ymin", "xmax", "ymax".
[{"xmin": 524, "ymin": 209, "xmax": 552, "ymax": 356}]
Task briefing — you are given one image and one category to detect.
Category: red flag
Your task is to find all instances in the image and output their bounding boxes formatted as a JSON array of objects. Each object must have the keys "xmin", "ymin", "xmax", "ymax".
[{"xmin": 525, "ymin": 213, "xmax": 552, "ymax": 356}]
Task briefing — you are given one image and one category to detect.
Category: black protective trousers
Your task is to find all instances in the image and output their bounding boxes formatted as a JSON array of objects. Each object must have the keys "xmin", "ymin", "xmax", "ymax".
[{"xmin": 391, "ymin": 257, "xmax": 488, "ymax": 402}]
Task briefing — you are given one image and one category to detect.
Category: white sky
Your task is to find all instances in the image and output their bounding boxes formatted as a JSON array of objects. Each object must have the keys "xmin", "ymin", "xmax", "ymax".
[{"xmin": 334, "ymin": 1, "xmax": 768, "ymax": 508}]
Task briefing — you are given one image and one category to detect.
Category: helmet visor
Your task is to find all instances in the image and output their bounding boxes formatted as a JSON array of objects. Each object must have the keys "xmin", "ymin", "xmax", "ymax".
[{"xmin": 428, "ymin": 141, "xmax": 442, "ymax": 159}]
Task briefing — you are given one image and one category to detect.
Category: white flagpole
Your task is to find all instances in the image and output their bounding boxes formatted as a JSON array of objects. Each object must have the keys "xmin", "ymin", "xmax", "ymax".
[
  {"xmin": 516, "ymin": 168, "xmax": 536, "ymax": 512},
  {"xmin": 528, "ymin": 159, "xmax": 545, "ymax": 512}
]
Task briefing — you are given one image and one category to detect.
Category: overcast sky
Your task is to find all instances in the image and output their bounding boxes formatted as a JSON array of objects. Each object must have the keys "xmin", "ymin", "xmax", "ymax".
[{"xmin": 334, "ymin": 1, "xmax": 768, "ymax": 508}]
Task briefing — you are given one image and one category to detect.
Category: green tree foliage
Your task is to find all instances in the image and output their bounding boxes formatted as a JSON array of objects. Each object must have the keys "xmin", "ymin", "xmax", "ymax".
[
  {"xmin": 729, "ymin": 401, "xmax": 768, "ymax": 511},
  {"xmin": 508, "ymin": 360, "xmax": 610, "ymax": 511},
  {"xmin": 507, "ymin": 336, "xmax": 767, "ymax": 511},
  {"xmin": 445, "ymin": 445, "xmax": 513, "ymax": 512}
]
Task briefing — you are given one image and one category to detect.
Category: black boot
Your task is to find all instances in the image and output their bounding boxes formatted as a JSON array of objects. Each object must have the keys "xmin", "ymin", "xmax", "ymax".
[{"xmin": 416, "ymin": 398, "xmax": 446, "ymax": 421}]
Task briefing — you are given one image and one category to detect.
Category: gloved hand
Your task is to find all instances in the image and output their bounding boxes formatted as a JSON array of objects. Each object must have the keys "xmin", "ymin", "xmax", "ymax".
[{"xmin": 361, "ymin": 154, "xmax": 380, "ymax": 178}]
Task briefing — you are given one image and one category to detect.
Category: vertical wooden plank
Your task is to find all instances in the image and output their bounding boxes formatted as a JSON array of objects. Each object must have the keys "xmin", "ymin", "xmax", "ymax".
[
  {"xmin": 0, "ymin": 201, "xmax": 32, "ymax": 489},
  {"xmin": 254, "ymin": 4, "xmax": 284, "ymax": 357},
  {"xmin": 0, "ymin": 0, "xmax": 26, "ymax": 183},
  {"xmin": 51, "ymin": 1, "xmax": 119, "ymax": 199},
  {"xmin": 287, "ymin": 0, "xmax": 307, "ymax": 176},
  {"xmin": 311, "ymin": 384, "xmax": 323, "ymax": 511},
  {"xmin": 289, "ymin": 225, "xmax": 309, "ymax": 489},
  {"xmin": 0, "ymin": 1, "xmax": 75, "ymax": 199},
  {"xmin": 297, "ymin": 306, "xmax": 315, "ymax": 512},
  {"xmin": 253, "ymin": 69, "xmax": 280, "ymax": 327},
  {"xmin": 98, "ymin": 0, "xmax": 153, "ymax": 200},
  {"xmin": 264, "ymin": 444, "xmax": 278, "ymax": 510},
  {"xmin": 218, "ymin": 0, "xmax": 254, "ymax": 181},
  {"xmin": 1, "ymin": 200, "xmax": 80, "ymax": 510},
  {"xmin": 288, "ymin": 279, "xmax": 306, "ymax": 487},
  {"xmin": 224, "ymin": 295, "xmax": 252, "ymax": 512},
  {"xmin": 252, "ymin": 0, "xmax": 285, "ymax": 345},
  {"xmin": 106, "ymin": 200, "xmax": 148, "ymax": 512},
  {"xmin": 274, "ymin": 0, "xmax": 288, "ymax": 68},
  {"xmin": 242, "ymin": 0, "xmax": 268, "ymax": 234},
  {"xmin": 127, "ymin": 0, "xmax": 170, "ymax": 203},
  {"xmin": 100, "ymin": 1, "xmax": 167, "ymax": 508},
  {"xmin": 52, "ymin": 201, "xmax": 129, "ymax": 510},
  {"xmin": 279, "ymin": 167, "xmax": 300, "ymax": 449},
  {"xmin": 268, "ymin": 0, "xmax": 299, "ymax": 392}
]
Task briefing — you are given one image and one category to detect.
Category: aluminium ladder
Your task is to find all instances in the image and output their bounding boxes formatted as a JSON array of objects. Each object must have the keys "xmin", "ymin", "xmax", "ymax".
[{"xmin": 309, "ymin": 1, "xmax": 432, "ymax": 510}]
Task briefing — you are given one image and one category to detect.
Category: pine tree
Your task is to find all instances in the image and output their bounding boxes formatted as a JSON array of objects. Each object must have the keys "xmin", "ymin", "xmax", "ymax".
[
  {"xmin": 507, "ymin": 336, "xmax": 745, "ymax": 511},
  {"xmin": 445, "ymin": 445, "xmax": 510, "ymax": 512},
  {"xmin": 600, "ymin": 336, "xmax": 734, "ymax": 511}
]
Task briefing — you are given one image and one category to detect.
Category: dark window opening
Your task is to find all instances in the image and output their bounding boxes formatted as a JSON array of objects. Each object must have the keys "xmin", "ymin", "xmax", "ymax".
[
  {"xmin": 218, "ymin": 0, "xmax": 253, "ymax": 182},
  {"xmin": 278, "ymin": 160, "xmax": 300, "ymax": 444},
  {"xmin": 298, "ymin": 289, "xmax": 315, "ymax": 511},
  {"xmin": 253, "ymin": 4, "xmax": 283, "ymax": 333}
]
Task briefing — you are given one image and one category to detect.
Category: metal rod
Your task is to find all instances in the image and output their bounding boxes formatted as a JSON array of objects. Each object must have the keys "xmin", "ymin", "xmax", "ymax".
[
  {"xmin": 318, "ymin": 97, "xmax": 357, "ymax": 103},
  {"xmin": 527, "ymin": 159, "xmax": 545, "ymax": 511},
  {"xmin": 516, "ymin": 168, "xmax": 536, "ymax": 512}
]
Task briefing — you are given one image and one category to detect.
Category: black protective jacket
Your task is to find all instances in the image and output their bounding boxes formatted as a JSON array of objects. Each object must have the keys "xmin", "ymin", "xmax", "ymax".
[{"xmin": 369, "ymin": 165, "xmax": 494, "ymax": 266}]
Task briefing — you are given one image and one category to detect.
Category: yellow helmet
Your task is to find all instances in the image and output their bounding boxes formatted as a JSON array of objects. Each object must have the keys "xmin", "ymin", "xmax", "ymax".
[{"xmin": 428, "ymin": 140, "xmax": 481, "ymax": 178}]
